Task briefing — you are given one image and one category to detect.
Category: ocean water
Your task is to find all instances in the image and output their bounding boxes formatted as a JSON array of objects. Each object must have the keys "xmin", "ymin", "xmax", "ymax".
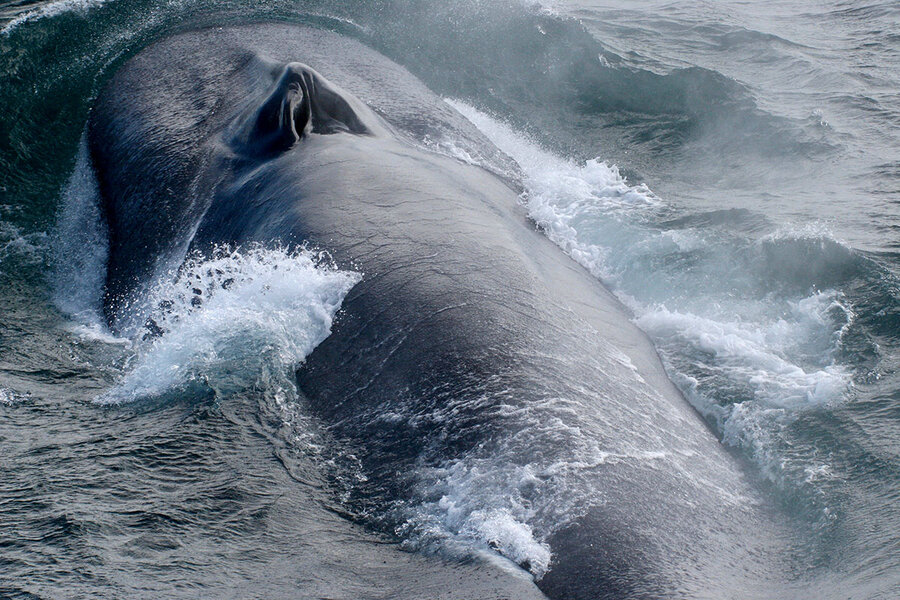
[{"xmin": 1, "ymin": 0, "xmax": 898, "ymax": 598}]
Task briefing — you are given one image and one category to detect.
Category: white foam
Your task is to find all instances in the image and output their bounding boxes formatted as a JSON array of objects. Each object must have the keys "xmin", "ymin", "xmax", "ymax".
[
  {"xmin": 400, "ymin": 460, "xmax": 554, "ymax": 577},
  {"xmin": 449, "ymin": 101, "xmax": 853, "ymax": 495},
  {"xmin": 2, "ymin": 0, "xmax": 108, "ymax": 36},
  {"xmin": 447, "ymin": 99, "xmax": 659, "ymax": 288},
  {"xmin": 461, "ymin": 509, "xmax": 551, "ymax": 573},
  {"xmin": 763, "ymin": 221, "xmax": 846, "ymax": 243},
  {"xmin": 0, "ymin": 221, "xmax": 47, "ymax": 266},
  {"xmin": 64, "ymin": 322, "xmax": 130, "ymax": 346},
  {"xmin": 0, "ymin": 388, "xmax": 21, "ymax": 405},
  {"xmin": 635, "ymin": 301, "xmax": 850, "ymax": 409},
  {"xmin": 97, "ymin": 245, "xmax": 360, "ymax": 404}
]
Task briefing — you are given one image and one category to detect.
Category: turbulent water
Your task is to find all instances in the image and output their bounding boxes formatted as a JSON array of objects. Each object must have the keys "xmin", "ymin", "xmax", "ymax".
[{"xmin": 1, "ymin": 0, "xmax": 898, "ymax": 598}]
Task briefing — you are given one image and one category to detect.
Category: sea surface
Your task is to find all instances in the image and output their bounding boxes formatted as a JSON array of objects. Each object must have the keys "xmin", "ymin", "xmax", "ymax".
[{"xmin": 1, "ymin": 0, "xmax": 898, "ymax": 598}]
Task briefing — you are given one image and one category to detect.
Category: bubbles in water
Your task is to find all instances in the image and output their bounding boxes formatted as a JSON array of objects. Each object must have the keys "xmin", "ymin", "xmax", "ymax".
[
  {"xmin": 448, "ymin": 100, "xmax": 854, "ymax": 499},
  {"xmin": 97, "ymin": 245, "xmax": 360, "ymax": 404},
  {"xmin": 52, "ymin": 136, "xmax": 109, "ymax": 327},
  {"xmin": 2, "ymin": 0, "xmax": 109, "ymax": 36},
  {"xmin": 0, "ymin": 221, "xmax": 47, "ymax": 267},
  {"xmin": 398, "ymin": 459, "xmax": 554, "ymax": 578},
  {"xmin": 0, "ymin": 388, "xmax": 25, "ymax": 405}
]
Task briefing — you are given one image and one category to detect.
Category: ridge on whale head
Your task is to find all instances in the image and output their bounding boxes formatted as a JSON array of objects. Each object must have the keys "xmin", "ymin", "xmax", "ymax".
[{"xmin": 88, "ymin": 23, "xmax": 792, "ymax": 600}]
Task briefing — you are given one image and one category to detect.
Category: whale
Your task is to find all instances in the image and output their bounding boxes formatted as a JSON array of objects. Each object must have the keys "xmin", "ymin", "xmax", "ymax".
[{"xmin": 87, "ymin": 23, "xmax": 791, "ymax": 600}]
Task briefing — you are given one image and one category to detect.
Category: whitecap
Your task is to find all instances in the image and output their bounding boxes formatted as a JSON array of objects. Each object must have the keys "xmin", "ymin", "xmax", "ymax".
[
  {"xmin": 2, "ymin": 0, "xmax": 108, "ymax": 36},
  {"xmin": 96, "ymin": 245, "xmax": 360, "ymax": 404}
]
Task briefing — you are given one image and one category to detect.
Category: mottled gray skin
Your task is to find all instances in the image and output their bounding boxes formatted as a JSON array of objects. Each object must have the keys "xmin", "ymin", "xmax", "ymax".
[{"xmin": 89, "ymin": 24, "xmax": 790, "ymax": 600}]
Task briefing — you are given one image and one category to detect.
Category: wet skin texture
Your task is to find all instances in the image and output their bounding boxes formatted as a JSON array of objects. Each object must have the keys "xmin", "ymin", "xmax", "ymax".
[{"xmin": 89, "ymin": 23, "xmax": 790, "ymax": 600}]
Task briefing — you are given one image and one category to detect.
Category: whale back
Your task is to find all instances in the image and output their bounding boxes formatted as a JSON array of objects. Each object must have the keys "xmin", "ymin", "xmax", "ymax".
[
  {"xmin": 89, "ymin": 23, "xmax": 793, "ymax": 600},
  {"xmin": 89, "ymin": 24, "xmax": 518, "ymax": 329}
]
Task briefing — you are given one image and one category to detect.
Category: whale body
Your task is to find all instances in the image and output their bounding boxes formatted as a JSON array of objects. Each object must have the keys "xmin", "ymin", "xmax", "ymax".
[{"xmin": 88, "ymin": 23, "xmax": 789, "ymax": 600}]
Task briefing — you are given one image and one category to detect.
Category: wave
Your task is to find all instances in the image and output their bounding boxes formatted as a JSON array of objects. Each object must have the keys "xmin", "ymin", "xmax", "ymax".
[
  {"xmin": 0, "ymin": 219, "xmax": 47, "ymax": 266},
  {"xmin": 49, "ymin": 134, "xmax": 360, "ymax": 407},
  {"xmin": 449, "ymin": 101, "xmax": 860, "ymax": 505},
  {"xmin": 95, "ymin": 245, "xmax": 359, "ymax": 404},
  {"xmin": 351, "ymin": 0, "xmax": 833, "ymax": 167},
  {"xmin": 0, "ymin": 387, "xmax": 26, "ymax": 405},
  {"xmin": 1, "ymin": 0, "xmax": 108, "ymax": 35},
  {"xmin": 0, "ymin": 0, "xmax": 838, "ymax": 250}
]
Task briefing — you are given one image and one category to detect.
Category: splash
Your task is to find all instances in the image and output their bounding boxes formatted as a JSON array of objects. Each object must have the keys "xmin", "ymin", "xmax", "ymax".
[
  {"xmin": 2, "ymin": 0, "xmax": 109, "ymax": 35},
  {"xmin": 97, "ymin": 245, "xmax": 360, "ymax": 404},
  {"xmin": 449, "ymin": 100, "xmax": 853, "ymax": 495},
  {"xmin": 52, "ymin": 137, "xmax": 109, "ymax": 327},
  {"xmin": 398, "ymin": 459, "xmax": 554, "ymax": 578},
  {"xmin": 0, "ymin": 221, "xmax": 47, "ymax": 267}
]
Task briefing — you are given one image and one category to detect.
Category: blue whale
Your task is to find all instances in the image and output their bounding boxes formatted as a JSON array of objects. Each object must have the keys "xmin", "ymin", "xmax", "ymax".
[{"xmin": 88, "ymin": 23, "xmax": 790, "ymax": 600}]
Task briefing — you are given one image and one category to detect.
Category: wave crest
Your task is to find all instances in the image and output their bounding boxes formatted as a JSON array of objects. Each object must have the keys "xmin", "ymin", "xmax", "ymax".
[{"xmin": 97, "ymin": 245, "xmax": 360, "ymax": 404}]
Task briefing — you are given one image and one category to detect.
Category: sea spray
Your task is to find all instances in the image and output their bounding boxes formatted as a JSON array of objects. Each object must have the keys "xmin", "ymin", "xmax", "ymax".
[
  {"xmin": 51, "ymin": 137, "xmax": 109, "ymax": 326},
  {"xmin": 97, "ymin": 245, "xmax": 360, "ymax": 404},
  {"xmin": 2, "ymin": 0, "xmax": 109, "ymax": 36},
  {"xmin": 448, "ymin": 100, "xmax": 853, "ymax": 501}
]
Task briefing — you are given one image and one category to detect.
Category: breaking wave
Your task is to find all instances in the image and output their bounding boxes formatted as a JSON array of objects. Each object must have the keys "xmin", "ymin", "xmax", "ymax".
[{"xmin": 449, "ymin": 100, "xmax": 857, "ymax": 502}]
